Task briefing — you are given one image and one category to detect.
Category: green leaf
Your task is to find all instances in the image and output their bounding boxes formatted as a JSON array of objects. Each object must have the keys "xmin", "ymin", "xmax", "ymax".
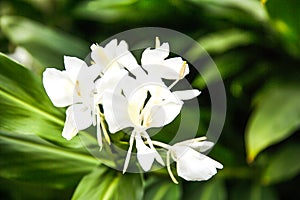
[
  {"xmin": 0, "ymin": 52, "xmax": 84, "ymax": 148},
  {"xmin": 72, "ymin": 167, "xmax": 144, "ymax": 200},
  {"xmin": 262, "ymin": 143, "xmax": 300, "ymax": 185},
  {"xmin": 182, "ymin": 179, "xmax": 226, "ymax": 200},
  {"xmin": 186, "ymin": 0, "xmax": 268, "ymax": 21},
  {"xmin": 0, "ymin": 131, "xmax": 99, "ymax": 189},
  {"xmin": 199, "ymin": 179, "xmax": 227, "ymax": 200},
  {"xmin": 198, "ymin": 29, "xmax": 254, "ymax": 54},
  {"xmin": 231, "ymin": 182, "xmax": 278, "ymax": 200},
  {"xmin": 245, "ymin": 86, "xmax": 300, "ymax": 162},
  {"xmin": 265, "ymin": 0, "xmax": 300, "ymax": 56},
  {"xmin": 144, "ymin": 177, "xmax": 181, "ymax": 200},
  {"xmin": 0, "ymin": 16, "xmax": 89, "ymax": 69}
]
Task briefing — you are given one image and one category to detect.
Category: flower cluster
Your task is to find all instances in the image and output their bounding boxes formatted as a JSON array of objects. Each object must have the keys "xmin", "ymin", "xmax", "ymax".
[{"xmin": 43, "ymin": 37, "xmax": 222, "ymax": 183}]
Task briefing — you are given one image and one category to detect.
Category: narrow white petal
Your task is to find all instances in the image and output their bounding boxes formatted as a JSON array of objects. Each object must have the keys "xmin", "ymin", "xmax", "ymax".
[
  {"xmin": 43, "ymin": 68, "xmax": 74, "ymax": 107},
  {"xmin": 62, "ymin": 106, "xmax": 78, "ymax": 140},
  {"xmin": 135, "ymin": 134, "xmax": 156, "ymax": 171},
  {"xmin": 173, "ymin": 89, "xmax": 201, "ymax": 101},
  {"xmin": 123, "ymin": 131, "xmax": 135, "ymax": 174}
]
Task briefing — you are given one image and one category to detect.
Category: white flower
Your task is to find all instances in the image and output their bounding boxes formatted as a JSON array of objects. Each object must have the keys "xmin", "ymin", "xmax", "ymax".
[
  {"xmin": 90, "ymin": 39, "xmax": 140, "ymax": 75},
  {"xmin": 43, "ymin": 56, "xmax": 98, "ymax": 140},
  {"xmin": 169, "ymin": 139, "xmax": 223, "ymax": 183},
  {"xmin": 141, "ymin": 37, "xmax": 189, "ymax": 88},
  {"xmin": 101, "ymin": 38, "xmax": 201, "ymax": 173}
]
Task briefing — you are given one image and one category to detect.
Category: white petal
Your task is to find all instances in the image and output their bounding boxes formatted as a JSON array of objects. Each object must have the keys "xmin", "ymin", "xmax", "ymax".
[
  {"xmin": 172, "ymin": 146, "xmax": 223, "ymax": 181},
  {"xmin": 62, "ymin": 106, "xmax": 78, "ymax": 140},
  {"xmin": 102, "ymin": 91, "xmax": 132, "ymax": 133},
  {"xmin": 188, "ymin": 141, "xmax": 214, "ymax": 152},
  {"xmin": 142, "ymin": 57, "xmax": 189, "ymax": 80},
  {"xmin": 64, "ymin": 56, "xmax": 86, "ymax": 83},
  {"xmin": 72, "ymin": 103, "xmax": 93, "ymax": 130},
  {"xmin": 141, "ymin": 85, "xmax": 183, "ymax": 128},
  {"xmin": 43, "ymin": 68, "xmax": 74, "ymax": 107},
  {"xmin": 173, "ymin": 89, "xmax": 201, "ymax": 101},
  {"xmin": 135, "ymin": 134, "xmax": 156, "ymax": 171},
  {"xmin": 162, "ymin": 57, "xmax": 189, "ymax": 79},
  {"xmin": 141, "ymin": 42, "xmax": 169, "ymax": 66},
  {"xmin": 116, "ymin": 40, "xmax": 142, "ymax": 73},
  {"xmin": 95, "ymin": 68, "xmax": 128, "ymax": 104},
  {"xmin": 147, "ymin": 102, "xmax": 182, "ymax": 128}
]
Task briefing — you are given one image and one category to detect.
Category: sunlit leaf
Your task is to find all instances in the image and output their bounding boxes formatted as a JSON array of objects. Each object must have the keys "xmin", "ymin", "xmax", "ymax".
[
  {"xmin": 0, "ymin": 16, "xmax": 89, "ymax": 69},
  {"xmin": 72, "ymin": 167, "xmax": 143, "ymax": 200},
  {"xmin": 0, "ymin": 131, "xmax": 99, "ymax": 189},
  {"xmin": 245, "ymin": 86, "xmax": 300, "ymax": 162},
  {"xmin": 262, "ymin": 144, "xmax": 300, "ymax": 185},
  {"xmin": 0, "ymin": 52, "xmax": 83, "ymax": 148}
]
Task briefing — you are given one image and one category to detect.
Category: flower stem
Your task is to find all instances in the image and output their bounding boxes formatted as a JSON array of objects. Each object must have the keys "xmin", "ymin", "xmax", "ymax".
[{"xmin": 167, "ymin": 151, "xmax": 179, "ymax": 184}]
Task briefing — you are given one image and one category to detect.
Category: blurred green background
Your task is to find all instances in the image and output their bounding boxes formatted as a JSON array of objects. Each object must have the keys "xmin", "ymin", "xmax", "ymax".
[{"xmin": 0, "ymin": 0, "xmax": 300, "ymax": 199}]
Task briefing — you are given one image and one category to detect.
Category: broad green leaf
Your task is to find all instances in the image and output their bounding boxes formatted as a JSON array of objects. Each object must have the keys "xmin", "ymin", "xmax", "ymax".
[
  {"xmin": 0, "ymin": 131, "xmax": 99, "ymax": 189},
  {"xmin": 262, "ymin": 144, "xmax": 300, "ymax": 185},
  {"xmin": 144, "ymin": 177, "xmax": 181, "ymax": 200},
  {"xmin": 0, "ymin": 16, "xmax": 89, "ymax": 69},
  {"xmin": 0, "ymin": 52, "xmax": 82, "ymax": 148},
  {"xmin": 245, "ymin": 86, "xmax": 300, "ymax": 162},
  {"xmin": 72, "ymin": 167, "xmax": 143, "ymax": 200}
]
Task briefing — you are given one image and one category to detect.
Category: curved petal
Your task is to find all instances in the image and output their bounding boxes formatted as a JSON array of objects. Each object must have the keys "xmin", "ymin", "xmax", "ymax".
[
  {"xmin": 173, "ymin": 89, "xmax": 201, "ymax": 101},
  {"xmin": 62, "ymin": 106, "xmax": 78, "ymax": 140},
  {"xmin": 141, "ymin": 42, "xmax": 169, "ymax": 66},
  {"xmin": 64, "ymin": 56, "xmax": 86, "ymax": 83},
  {"xmin": 43, "ymin": 68, "xmax": 74, "ymax": 107},
  {"xmin": 116, "ymin": 40, "xmax": 142, "ymax": 73},
  {"xmin": 141, "ymin": 85, "xmax": 183, "ymax": 128},
  {"xmin": 172, "ymin": 146, "xmax": 223, "ymax": 181},
  {"xmin": 102, "ymin": 91, "xmax": 132, "ymax": 133},
  {"xmin": 142, "ymin": 57, "xmax": 189, "ymax": 80}
]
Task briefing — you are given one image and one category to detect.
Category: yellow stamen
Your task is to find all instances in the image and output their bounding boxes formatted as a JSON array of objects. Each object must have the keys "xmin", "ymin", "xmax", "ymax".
[
  {"xmin": 179, "ymin": 61, "xmax": 187, "ymax": 79},
  {"xmin": 100, "ymin": 114, "xmax": 111, "ymax": 145},
  {"xmin": 155, "ymin": 37, "xmax": 160, "ymax": 48}
]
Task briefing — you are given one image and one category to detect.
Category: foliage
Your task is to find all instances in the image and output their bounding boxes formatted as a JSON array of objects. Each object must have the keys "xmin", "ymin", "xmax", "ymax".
[{"xmin": 0, "ymin": 0, "xmax": 300, "ymax": 199}]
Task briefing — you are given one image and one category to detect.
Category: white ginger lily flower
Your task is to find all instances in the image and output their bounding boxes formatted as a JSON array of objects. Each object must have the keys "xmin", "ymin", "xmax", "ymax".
[
  {"xmin": 141, "ymin": 37, "xmax": 189, "ymax": 88},
  {"xmin": 90, "ymin": 39, "xmax": 140, "ymax": 75},
  {"xmin": 43, "ymin": 56, "xmax": 99, "ymax": 140},
  {"xmin": 152, "ymin": 138, "xmax": 223, "ymax": 184}
]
